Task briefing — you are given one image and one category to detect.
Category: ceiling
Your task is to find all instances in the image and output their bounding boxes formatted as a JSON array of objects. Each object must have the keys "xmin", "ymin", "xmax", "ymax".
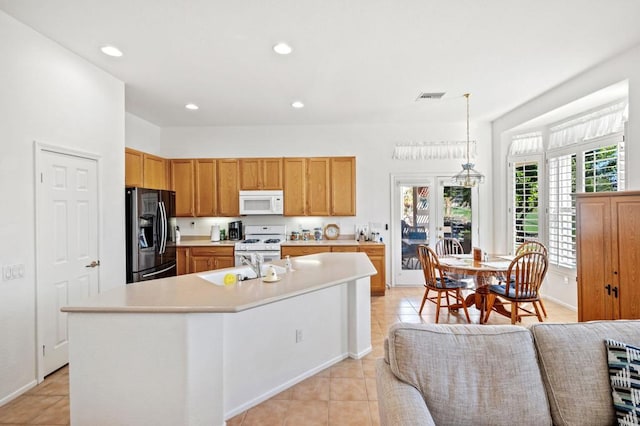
[{"xmin": 1, "ymin": 0, "xmax": 640, "ymax": 127}]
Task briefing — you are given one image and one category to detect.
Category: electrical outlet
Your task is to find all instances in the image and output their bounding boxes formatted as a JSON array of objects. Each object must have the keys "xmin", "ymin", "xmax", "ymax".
[
  {"xmin": 295, "ymin": 329, "xmax": 303, "ymax": 343},
  {"xmin": 2, "ymin": 266, "xmax": 11, "ymax": 281}
]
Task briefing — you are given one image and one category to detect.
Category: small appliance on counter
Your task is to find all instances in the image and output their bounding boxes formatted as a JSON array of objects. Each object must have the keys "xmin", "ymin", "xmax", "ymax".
[
  {"xmin": 210, "ymin": 224, "xmax": 221, "ymax": 242},
  {"xmin": 228, "ymin": 220, "xmax": 243, "ymax": 240}
]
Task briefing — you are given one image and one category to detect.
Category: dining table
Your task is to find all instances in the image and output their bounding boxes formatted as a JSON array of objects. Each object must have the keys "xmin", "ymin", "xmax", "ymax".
[{"xmin": 438, "ymin": 254, "xmax": 514, "ymax": 323}]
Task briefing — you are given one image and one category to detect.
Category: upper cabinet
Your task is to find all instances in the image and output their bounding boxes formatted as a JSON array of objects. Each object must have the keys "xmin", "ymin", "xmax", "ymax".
[
  {"xmin": 143, "ymin": 153, "xmax": 169, "ymax": 190},
  {"xmin": 330, "ymin": 157, "xmax": 356, "ymax": 216},
  {"xmin": 217, "ymin": 159, "xmax": 240, "ymax": 217},
  {"xmin": 283, "ymin": 157, "xmax": 355, "ymax": 216},
  {"xmin": 170, "ymin": 159, "xmax": 195, "ymax": 217},
  {"xmin": 195, "ymin": 159, "xmax": 217, "ymax": 217},
  {"xmin": 130, "ymin": 150, "xmax": 355, "ymax": 217},
  {"xmin": 239, "ymin": 158, "xmax": 283, "ymax": 190},
  {"xmin": 125, "ymin": 148, "xmax": 169, "ymax": 190}
]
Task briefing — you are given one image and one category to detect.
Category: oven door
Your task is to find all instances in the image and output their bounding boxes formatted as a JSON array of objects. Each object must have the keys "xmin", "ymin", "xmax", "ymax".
[{"xmin": 235, "ymin": 251, "xmax": 281, "ymax": 267}]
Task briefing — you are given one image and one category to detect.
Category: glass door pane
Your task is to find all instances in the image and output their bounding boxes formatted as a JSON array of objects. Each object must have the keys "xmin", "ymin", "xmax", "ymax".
[
  {"xmin": 401, "ymin": 185, "xmax": 430, "ymax": 270},
  {"xmin": 439, "ymin": 185, "xmax": 473, "ymax": 253}
]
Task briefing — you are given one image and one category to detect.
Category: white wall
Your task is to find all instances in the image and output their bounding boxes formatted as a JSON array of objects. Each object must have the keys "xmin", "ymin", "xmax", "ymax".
[
  {"xmin": 125, "ymin": 112, "xmax": 162, "ymax": 153},
  {"xmin": 0, "ymin": 11, "xmax": 125, "ymax": 403},
  {"xmin": 491, "ymin": 43, "xmax": 640, "ymax": 309},
  {"xmin": 159, "ymin": 122, "xmax": 494, "ymax": 282}
]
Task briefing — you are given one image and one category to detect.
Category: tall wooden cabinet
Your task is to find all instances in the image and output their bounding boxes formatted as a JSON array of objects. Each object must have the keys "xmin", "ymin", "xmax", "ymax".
[
  {"xmin": 217, "ymin": 159, "xmax": 240, "ymax": 217},
  {"xmin": 330, "ymin": 157, "xmax": 356, "ymax": 216},
  {"xmin": 577, "ymin": 191, "xmax": 640, "ymax": 321}
]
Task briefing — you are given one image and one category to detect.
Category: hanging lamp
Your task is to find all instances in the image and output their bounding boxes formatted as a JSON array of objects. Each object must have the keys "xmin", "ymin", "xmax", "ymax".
[{"xmin": 451, "ymin": 93, "xmax": 485, "ymax": 187}]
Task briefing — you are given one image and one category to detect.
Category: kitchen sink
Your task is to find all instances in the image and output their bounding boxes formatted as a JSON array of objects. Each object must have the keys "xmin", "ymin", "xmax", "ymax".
[{"xmin": 198, "ymin": 264, "xmax": 287, "ymax": 286}]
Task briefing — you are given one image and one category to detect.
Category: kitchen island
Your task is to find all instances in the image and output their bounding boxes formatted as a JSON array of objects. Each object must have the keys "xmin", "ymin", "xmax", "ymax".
[{"xmin": 62, "ymin": 252, "xmax": 375, "ymax": 426}]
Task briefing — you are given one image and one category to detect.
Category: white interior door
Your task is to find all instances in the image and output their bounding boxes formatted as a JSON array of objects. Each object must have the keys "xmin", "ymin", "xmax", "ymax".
[{"xmin": 37, "ymin": 147, "xmax": 99, "ymax": 376}]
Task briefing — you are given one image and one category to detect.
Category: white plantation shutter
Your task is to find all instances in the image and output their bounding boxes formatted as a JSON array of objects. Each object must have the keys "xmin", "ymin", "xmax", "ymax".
[
  {"xmin": 548, "ymin": 154, "xmax": 576, "ymax": 268},
  {"xmin": 512, "ymin": 161, "xmax": 540, "ymax": 253}
]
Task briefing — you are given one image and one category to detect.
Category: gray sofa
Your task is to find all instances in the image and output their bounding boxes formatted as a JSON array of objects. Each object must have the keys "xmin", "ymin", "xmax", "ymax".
[{"xmin": 376, "ymin": 320, "xmax": 640, "ymax": 426}]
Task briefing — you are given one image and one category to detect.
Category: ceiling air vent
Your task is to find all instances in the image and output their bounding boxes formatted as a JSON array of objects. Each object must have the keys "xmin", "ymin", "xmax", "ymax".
[{"xmin": 416, "ymin": 92, "xmax": 446, "ymax": 101}]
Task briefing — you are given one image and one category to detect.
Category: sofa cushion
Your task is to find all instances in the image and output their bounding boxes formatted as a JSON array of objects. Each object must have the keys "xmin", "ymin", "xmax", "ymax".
[
  {"xmin": 386, "ymin": 323, "xmax": 551, "ymax": 426},
  {"xmin": 605, "ymin": 339, "xmax": 640, "ymax": 425},
  {"xmin": 530, "ymin": 320, "xmax": 640, "ymax": 426}
]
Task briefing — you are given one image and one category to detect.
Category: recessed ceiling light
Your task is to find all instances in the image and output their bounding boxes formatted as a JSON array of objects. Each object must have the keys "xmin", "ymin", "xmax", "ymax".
[
  {"xmin": 273, "ymin": 43, "xmax": 293, "ymax": 55},
  {"xmin": 100, "ymin": 45, "xmax": 123, "ymax": 57},
  {"xmin": 291, "ymin": 101, "xmax": 304, "ymax": 109},
  {"xmin": 185, "ymin": 103, "xmax": 199, "ymax": 110}
]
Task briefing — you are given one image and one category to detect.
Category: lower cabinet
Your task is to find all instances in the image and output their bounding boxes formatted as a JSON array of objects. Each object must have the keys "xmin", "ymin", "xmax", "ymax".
[
  {"xmin": 177, "ymin": 247, "xmax": 190, "ymax": 275},
  {"xmin": 178, "ymin": 246, "xmax": 235, "ymax": 274},
  {"xmin": 359, "ymin": 245, "xmax": 386, "ymax": 296},
  {"xmin": 281, "ymin": 244, "xmax": 386, "ymax": 296}
]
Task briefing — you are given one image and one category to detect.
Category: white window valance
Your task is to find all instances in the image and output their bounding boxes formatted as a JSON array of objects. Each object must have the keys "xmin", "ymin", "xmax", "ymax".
[
  {"xmin": 549, "ymin": 101, "xmax": 628, "ymax": 149},
  {"xmin": 509, "ymin": 132, "xmax": 543, "ymax": 156},
  {"xmin": 392, "ymin": 141, "xmax": 477, "ymax": 160}
]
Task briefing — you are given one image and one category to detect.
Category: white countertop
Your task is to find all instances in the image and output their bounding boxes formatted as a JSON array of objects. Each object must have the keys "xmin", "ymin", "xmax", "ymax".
[
  {"xmin": 281, "ymin": 240, "xmax": 382, "ymax": 246},
  {"xmin": 62, "ymin": 252, "xmax": 376, "ymax": 314}
]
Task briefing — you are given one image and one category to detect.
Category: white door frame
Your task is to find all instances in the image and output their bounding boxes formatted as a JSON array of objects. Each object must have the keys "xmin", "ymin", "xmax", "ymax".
[
  {"xmin": 34, "ymin": 141, "xmax": 102, "ymax": 382},
  {"xmin": 390, "ymin": 173, "xmax": 479, "ymax": 287}
]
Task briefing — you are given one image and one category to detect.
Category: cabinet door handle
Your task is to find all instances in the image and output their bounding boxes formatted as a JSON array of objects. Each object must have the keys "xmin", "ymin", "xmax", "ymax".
[
  {"xmin": 613, "ymin": 286, "xmax": 619, "ymax": 298},
  {"xmin": 605, "ymin": 284, "xmax": 611, "ymax": 295}
]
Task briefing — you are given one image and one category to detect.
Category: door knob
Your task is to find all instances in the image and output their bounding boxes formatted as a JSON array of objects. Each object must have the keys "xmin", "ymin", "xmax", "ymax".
[{"xmin": 85, "ymin": 260, "xmax": 100, "ymax": 268}]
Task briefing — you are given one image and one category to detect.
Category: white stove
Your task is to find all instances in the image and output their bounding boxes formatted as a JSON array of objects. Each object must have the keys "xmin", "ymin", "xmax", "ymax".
[{"xmin": 234, "ymin": 225, "xmax": 286, "ymax": 266}]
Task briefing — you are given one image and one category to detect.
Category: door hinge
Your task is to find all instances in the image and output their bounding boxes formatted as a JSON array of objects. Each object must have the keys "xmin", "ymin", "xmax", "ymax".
[
  {"xmin": 42, "ymin": 345, "xmax": 45, "ymax": 356},
  {"xmin": 40, "ymin": 173, "xmax": 43, "ymax": 183}
]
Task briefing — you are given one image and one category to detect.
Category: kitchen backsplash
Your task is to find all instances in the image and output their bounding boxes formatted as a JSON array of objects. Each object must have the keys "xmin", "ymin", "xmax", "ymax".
[{"xmin": 175, "ymin": 216, "xmax": 389, "ymax": 242}]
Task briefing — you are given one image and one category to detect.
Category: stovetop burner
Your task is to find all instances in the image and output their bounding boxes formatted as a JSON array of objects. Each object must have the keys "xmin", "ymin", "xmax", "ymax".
[
  {"xmin": 264, "ymin": 238, "xmax": 281, "ymax": 244},
  {"xmin": 242, "ymin": 238, "xmax": 260, "ymax": 244}
]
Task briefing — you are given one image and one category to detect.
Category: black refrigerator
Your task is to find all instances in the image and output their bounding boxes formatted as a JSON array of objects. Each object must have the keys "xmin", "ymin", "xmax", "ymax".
[{"xmin": 125, "ymin": 187, "xmax": 177, "ymax": 283}]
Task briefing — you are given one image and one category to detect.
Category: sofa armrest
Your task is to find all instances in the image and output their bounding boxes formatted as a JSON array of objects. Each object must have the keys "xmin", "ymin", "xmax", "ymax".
[{"xmin": 375, "ymin": 358, "xmax": 435, "ymax": 426}]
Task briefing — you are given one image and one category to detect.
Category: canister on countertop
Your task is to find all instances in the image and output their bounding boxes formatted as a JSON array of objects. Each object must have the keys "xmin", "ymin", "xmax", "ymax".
[
  {"xmin": 290, "ymin": 231, "xmax": 299, "ymax": 241},
  {"xmin": 314, "ymin": 227, "xmax": 323, "ymax": 241},
  {"xmin": 302, "ymin": 229, "xmax": 311, "ymax": 241}
]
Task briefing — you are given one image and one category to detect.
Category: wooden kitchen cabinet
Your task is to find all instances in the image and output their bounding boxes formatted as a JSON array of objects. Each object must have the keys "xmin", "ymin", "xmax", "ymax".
[
  {"xmin": 360, "ymin": 245, "xmax": 386, "ymax": 296},
  {"xmin": 189, "ymin": 246, "xmax": 235, "ymax": 273},
  {"xmin": 281, "ymin": 245, "xmax": 331, "ymax": 257},
  {"xmin": 177, "ymin": 247, "xmax": 190, "ymax": 275},
  {"xmin": 143, "ymin": 153, "xmax": 169, "ymax": 190},
  {"xmin": 577, "ymin": 191, "xmax": 640, "ymax": 321},
  {"xmin": 330, "ymin": 157, "xmax": 356, "ymax": 216},
  {"xmin": 195, "ymin": 159, "xmax": 217, "ymax": 216},
  {"xmin": 240, "ymin": 158, "xmax": 283, "ymax": 190},
  {"xmin": 170, "ymin": 159, "xmax": 196, "ymax": 217},
  {"xmin": 217, "ymin": 159, "xmax": 240, "ymax": 216},
  {"xmin": 125, "ymin": 148, "xmax": 144, "ymax": 187},
  {"xmin": 283, "ymin": 158, "xmax": 307, "ymax": 216},
  {"xmin": 281, "ymin": 243, "xmax": 386, "ymax": 295},
  {"xmin": 125, "ymin": 148, "xmax": 169, "ymax": 190},
  {"xmin": 283, "ymin": 157, "xmax": 355, "ymax": 217},
  {"xmin": 307, "ymin": 158, "xmax": 331, "ymax": 216}
]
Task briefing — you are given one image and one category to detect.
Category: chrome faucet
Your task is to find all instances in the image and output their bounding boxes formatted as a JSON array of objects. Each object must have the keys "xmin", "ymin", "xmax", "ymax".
[{"xmin": 240, "ymin": 253, "xmax": 264, "ymax": 278}]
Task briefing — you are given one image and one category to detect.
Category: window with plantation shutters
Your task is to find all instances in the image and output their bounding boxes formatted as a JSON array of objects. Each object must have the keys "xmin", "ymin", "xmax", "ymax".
[
  {"xmin": 583, "ymin": 142, "xmax": 625, "ymax": 193},
  {"xmin": 512, "ymin": 161, "xmax": 539, "ymax": 253},
  {"xmin": 548, "ymin": 154, "xmax": 577, "ymax": 268}
]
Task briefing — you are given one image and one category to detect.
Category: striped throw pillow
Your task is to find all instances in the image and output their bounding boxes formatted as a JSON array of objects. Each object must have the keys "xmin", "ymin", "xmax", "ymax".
[{"xmin": 605, "ymin": 339, "xmax": 640, "ymax": 426}]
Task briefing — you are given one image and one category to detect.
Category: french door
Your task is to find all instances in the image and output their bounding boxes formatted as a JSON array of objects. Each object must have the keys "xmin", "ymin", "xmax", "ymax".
[{"xmin": 392, "ymin": 175, "xmax": 478, "ymax": 286}]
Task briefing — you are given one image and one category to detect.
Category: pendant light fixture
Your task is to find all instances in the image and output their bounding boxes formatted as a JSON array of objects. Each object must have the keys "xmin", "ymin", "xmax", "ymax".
[{"xmin": 451, "ymin": 93, "xmax": 485, "ymax": 187}]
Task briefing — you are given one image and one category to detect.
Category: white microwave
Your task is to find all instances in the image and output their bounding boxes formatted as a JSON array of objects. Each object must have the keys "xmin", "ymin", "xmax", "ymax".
[{"xmin": 239, "ymin": 190, "xmax": 284, "ymax": 215}]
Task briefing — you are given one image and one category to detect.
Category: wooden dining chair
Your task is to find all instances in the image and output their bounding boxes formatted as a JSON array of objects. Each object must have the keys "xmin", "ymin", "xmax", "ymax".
[
  {"xmin": 515, "ymin": 240, "xmax": 549, "ymax": 317},
  {"xmin": 484, "ymin": 251, "xmax": 548, "ymax": 324},
  {"xmin": 417, "ymin": 244, "xmax": 470, "ymax": 323},
  {"xmin": 435, "ymin": 238, "xmax": 464, "ymax": 256}
]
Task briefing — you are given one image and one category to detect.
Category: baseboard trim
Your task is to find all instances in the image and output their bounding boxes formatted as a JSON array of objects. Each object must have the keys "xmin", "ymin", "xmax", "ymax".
[{"xmin": 0, "ymin": 379, "xmax": 37, "ymax": 407}]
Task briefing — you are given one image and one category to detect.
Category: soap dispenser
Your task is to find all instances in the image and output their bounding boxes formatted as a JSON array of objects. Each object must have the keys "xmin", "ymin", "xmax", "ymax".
[{"xmin": 210, "ymin": 224, "xmax": 221, "ymax": 242}]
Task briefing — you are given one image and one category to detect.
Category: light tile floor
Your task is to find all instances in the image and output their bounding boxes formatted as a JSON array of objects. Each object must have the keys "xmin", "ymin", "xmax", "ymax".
[{"xmin": 0, "ymin": 286, "xmax": 577, "ymax": 425}]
